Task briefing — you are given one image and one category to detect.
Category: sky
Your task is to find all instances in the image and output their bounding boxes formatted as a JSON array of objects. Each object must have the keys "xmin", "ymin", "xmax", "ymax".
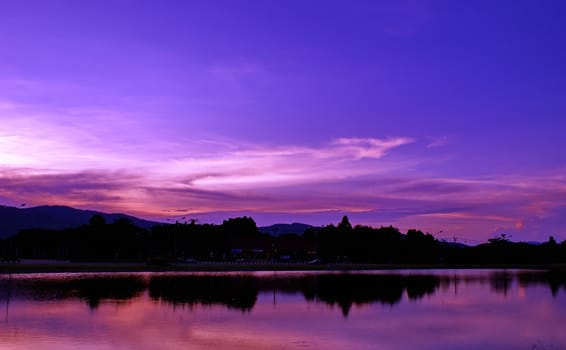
[{"xmin": 1, "ymin": 0, "xmax": 565, "ymax": 243}]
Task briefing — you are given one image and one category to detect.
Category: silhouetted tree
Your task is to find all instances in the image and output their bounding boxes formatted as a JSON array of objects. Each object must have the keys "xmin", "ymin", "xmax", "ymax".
[
  {"xmin": 337, "ymin": 216, "xmax": 353, "ymax": 232},
  {"xmin": 89, "ymin": 214, "xmax": 106, "ymax": 227},
  {"xmin": 222, "ymin": 216, "xmax": 258, "ymax": 237}
]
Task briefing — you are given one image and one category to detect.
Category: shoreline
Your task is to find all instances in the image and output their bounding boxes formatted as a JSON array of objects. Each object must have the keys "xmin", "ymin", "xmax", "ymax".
[{"xmin": 2, "ymin": 259, "xmax": 564, "ymax": 274}]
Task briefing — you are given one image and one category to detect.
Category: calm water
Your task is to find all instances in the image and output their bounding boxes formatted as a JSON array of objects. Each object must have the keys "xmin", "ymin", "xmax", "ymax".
[{"xmin": 1, "ymin": 270, "xmax": 565, "ymax": 350}]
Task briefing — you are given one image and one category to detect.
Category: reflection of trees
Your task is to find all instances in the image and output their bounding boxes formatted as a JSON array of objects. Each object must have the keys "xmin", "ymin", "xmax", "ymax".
[
  {"xmin": 487, "ymin": 271, "xmax": 566, "ymax": 297},
  {"xmin": 3, "ymin": 273, "xmax": 442, "ymax": 315},
  {"xmin": 304, "ymin": 274, "xmax": 406, "ymax": 316},
  {"xmin": 257, "ymin": 274, "xmax": 442, "ymax": 316},
  {"xmin": 4, "ymin": 271, "xmax": 566, "ymax": 315},
  {"xmin": 70, "ymin": 276, "xmax": 147, "ymax": 309},
  {"xmin": 489, "ymin": 271, "xmax": 514, "ymax": 296},
  {"xmin": 517, "ymin": 271, "xmax": 566, "ymax": 297},
  {"xmin": 148, "ymin": 274, "xmax": 258, "ymax": 312},
  {"xmin": 405, "ymin": 275, "xmax": 442, "ymax": 300},
  {"xmin": 147, "ymin": 273, "xmax": 442, "ymax": 316},
  {"xmin": 299, "ymin": 274, "xmax": 441, "ymax": 317},
  {"xmin": 6, "ymin": 275, "xmax": 146, "ymax": 309}
]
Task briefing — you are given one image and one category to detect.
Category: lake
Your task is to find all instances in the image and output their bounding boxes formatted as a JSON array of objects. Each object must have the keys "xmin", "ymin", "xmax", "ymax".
[{"xmin": 1, "ymin": 269, "xmax": 565, "ymax": 350}]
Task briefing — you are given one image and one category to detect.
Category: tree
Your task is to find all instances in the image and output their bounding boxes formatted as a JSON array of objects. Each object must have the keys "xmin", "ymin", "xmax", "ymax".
[
  {"xmin": 488, "ymin": 233, "xmax": 510, "ymax": 244},
  {"xmin": 337, "ymin": 216, "xmax": 353, "ymax": 232},
  {"xmin": 89, "ymin": 214, "xmax": 106, "ymax": 227},
  {"xmin": 221, "ymin": 217, "xmax": 258, "ymax": 236}
]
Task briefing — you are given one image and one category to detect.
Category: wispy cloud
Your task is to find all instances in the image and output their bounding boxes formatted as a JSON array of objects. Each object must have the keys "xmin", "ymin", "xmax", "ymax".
[
  {"xmin": 426, "ymin": 136, "xmax": 449, "ymax": 148},
  {"xmin": 160, "ymin": 137, "xmax": 413, "ymax": 189},
  {"xmin": 332, "ymin": 137, "xmax": 413, "ymax": 159},
  {"xmin": 0, "ymin": 102, "xmax": 415, "ymax": 216},
  {"xmin": 0, "ymin": 170, "xmax": 138, "ymax": 212}
]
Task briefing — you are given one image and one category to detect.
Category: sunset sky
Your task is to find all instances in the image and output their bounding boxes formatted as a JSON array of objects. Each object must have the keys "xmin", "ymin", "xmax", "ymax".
[{"xmin": 1, "ymin": 1, "xmax": 565, "ymax": 243}]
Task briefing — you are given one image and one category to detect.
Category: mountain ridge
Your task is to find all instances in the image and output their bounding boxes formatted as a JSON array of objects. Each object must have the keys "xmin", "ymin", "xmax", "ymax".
[
  {"xmin": 258, "ymin": 223, "xmax": 314, "ymax": 236},
  {"xmin": 0, "ymin": 205, "xmax": 159, "ymax": 239},
  {"xmin": 0, "ymin": 205, "xmax": 314, "ymax": 239}
]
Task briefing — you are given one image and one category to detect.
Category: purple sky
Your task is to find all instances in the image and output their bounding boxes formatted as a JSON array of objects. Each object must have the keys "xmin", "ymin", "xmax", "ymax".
[{"xmin": 1, "ymin": 0, "xmax": 565, "ymax": 243}]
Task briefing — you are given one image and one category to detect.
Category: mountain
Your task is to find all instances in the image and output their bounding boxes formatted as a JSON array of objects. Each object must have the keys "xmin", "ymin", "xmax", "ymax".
[
  {"xmin": 259, "ymin": 223, "xmax": 313, "ymax": 236},
  {"xmin": 0, "ymin": 205, "xmax": 316, "ymax": 239},
  {"xmin": 0, "ymin": 205, "xmax": 159, "ymax": 239},
  {"xmin": 526, "ymin": 241, "xmax": 542, "ymax": 245},
  {"xmin": 439, "ymin": 240, "xmax": 469, "ymax": 249}
]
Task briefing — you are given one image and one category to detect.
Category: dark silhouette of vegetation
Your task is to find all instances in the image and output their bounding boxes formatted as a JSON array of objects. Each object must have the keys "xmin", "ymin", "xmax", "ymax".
[{"xmin": 1, "ymin": 214, "xmax": 566, "ymax": 265}]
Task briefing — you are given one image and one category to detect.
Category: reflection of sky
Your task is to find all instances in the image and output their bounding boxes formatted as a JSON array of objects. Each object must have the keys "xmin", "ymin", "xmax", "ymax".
[{"xmin": 1, "ymin": 272, "xmax": 566, "ymax": 349}]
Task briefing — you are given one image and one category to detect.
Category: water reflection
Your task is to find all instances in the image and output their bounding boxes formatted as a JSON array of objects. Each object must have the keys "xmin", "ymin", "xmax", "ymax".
[
  {"xmin": 1, "ymin": 270, "xmax": 566, "ymax": 350},
  {"xmin": 3, "ymin": 274, "xmax": 146, "ymax": 309},
  {"xmin": 148, "ymin": 273, "xmax": 443, "ymax": 316},
  {"xmin": 517, "ymin": 271, "xmax": 566, "ymax": 296},
  {"xmin": 1, "ymin": 270, "xmax": 565, "ymax": 315},
  {"xmin": 149, "ymin": 274, "xmax": 258, "ymax": 312},
  {"xmin": 298, "ymin": 274, "xmax": 442, "ymax": 316}
]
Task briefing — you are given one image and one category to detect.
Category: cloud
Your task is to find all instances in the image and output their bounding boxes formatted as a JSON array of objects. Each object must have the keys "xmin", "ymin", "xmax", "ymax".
[
  {"xmin": 2, "ymin": 162, "xmax": 565, "ymax": 242},
  {"xmin": 0, "ymin": 98, "xmax": 412, "ymax": 179},
  {"xmin": 156, "ymin": 136, "xmax": 413, "ymax": 190},
  {"xmin": 426, "ymin": 136, "xmax": 449, "ymax": 148},
  {"xmin": 0, "ymin": 110, "xmax": 416, "ymax": 217},
  {"xmin": 389, "ymin": 178, "xmax": 475, "ymax": 196},
  {"xmin": 2, "ymin": 102, "xmax": 565, "ymax": 241},
  {"xmin": 331, "ymin": 137, "xmax": 413, "ymax": 159},
  {"xmin": 0, "ymin": 170, "xmax": 140, "ymax": 212},
  {"xmin": 142, "ymin": 171, "xmax": 566, "ymax": 242}
]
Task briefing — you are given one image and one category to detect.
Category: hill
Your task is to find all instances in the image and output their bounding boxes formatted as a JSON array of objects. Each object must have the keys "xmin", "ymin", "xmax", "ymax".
[
  {"xmin": 258, "ymin": 223, "xmax": 313, "ymax": 236},
  {"xmin": 0, "ymin": 205, "xmax": 159, "ymax": 239}
]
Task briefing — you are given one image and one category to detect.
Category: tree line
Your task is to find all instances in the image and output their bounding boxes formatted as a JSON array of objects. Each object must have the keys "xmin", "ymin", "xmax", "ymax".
[
  {"xmin": 4, "ymin": 271, "xmax": 566, "ymax": 315},
  {"xmin": 1, "ymin": 215, "xmax": 565, "ymax": 265}
]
